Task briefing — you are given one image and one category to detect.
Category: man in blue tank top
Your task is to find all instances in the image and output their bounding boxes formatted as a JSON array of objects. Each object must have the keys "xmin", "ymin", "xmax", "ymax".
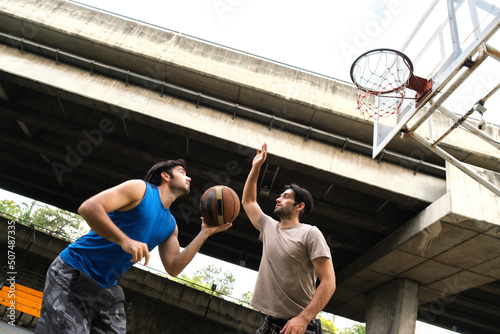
[{"xmin": 35, "ymin": 159, "xmax": 232, "ymax": 334}]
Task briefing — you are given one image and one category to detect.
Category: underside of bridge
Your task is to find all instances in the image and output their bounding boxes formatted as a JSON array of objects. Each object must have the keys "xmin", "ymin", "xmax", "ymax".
[{"xmin": 0, "ymin": 1, "xmax": 499, "ymax": 333}]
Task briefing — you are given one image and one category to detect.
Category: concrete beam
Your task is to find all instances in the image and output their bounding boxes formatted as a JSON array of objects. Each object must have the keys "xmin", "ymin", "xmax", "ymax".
[
  {"xmin": 0, "ymin": 0, "xmax": 355, "ymax": 114},
  {"xmin": 331, "ymin": 161, "xmax": 500, "ymax": 321},
  {"xmin": 0, "ymin": 83, "xmax": 9, "ymax": 100},
  {"xmin": 1, "ymin": 0, "xmax": 499, "ymax": 171},
  {"xmin": 445, "ymin": 161, "xmax": 500, "ymax": 225},
  {"xmin": 0, "ymin": 44, "xmax": 446, "ymax": 204}
]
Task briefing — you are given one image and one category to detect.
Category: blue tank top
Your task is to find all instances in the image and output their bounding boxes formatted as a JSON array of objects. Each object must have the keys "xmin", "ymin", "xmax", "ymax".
[{"xmin": 60, "ymin": 182, "xmax": 177, "ymax": 288}]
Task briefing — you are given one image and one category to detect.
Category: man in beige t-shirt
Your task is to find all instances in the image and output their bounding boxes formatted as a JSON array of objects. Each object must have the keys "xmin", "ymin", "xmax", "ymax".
[{"xmin": 242, "ymin": 143, "xmax": 336, "ymax": 334}]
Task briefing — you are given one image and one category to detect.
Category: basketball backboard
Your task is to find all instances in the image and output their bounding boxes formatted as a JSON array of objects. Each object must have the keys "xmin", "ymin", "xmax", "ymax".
[{"xmin": 372, "ymin": 0, "xmax": 500, "ymax": 158}]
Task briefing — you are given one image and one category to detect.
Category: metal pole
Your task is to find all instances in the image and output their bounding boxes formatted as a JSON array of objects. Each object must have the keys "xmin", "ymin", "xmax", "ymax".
[
  {"xmin": 404, "ymin": 47, "xmax": 488, "ymax": 136},
  {"xmin": 436, "ymin": 104, "xmax": 500, "ymax": 150},
  {"xmin": 199, "ymin": 283, "xmax": 217, "ymax": 334},
  {"xmin": 431, "ymin": 82, "xmax": 500, "ymax": 147},
  {"xmin": 411, "ymin": 132, "xmax": 500, "ymax": 197}
]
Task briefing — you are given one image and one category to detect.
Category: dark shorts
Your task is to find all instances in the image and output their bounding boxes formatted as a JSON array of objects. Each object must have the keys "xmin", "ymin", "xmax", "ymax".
[
  {"xmin": 35, "ymin": 256, "xmax": 126, "ymax": 334},
  {"xmin": 256, "ymin": 315, "xmax": 323, "ymax": 334}
]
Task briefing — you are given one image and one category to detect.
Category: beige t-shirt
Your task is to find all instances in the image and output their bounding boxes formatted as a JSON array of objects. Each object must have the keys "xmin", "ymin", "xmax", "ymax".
[{"xmin": 250, "ymin": 213, "xmax": 332, "ymax": 319}]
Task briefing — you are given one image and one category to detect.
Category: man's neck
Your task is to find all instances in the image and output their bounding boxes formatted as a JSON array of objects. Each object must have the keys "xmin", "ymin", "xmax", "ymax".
[
  {"xmin": 279, "ymin": 217, "xmax": 300, "ymax": 228},
  {"xmin": 158, "ymin": 185, "xmax": 176, "ymax": 209}
]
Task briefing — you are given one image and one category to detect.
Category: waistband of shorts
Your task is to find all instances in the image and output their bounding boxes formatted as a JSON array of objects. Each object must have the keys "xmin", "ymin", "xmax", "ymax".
[
  {"xmin": 266, "ymin": 315, "xmax": 320, "ymax": 329},
  {"xmin": 267, "ymin": 315, "xmax": 289, "ymax": 327}
]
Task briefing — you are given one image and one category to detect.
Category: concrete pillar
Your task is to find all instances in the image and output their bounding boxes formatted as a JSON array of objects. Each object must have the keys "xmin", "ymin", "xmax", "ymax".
[{"xmin": 365, "ymin": 279, "xmax": 420, "ymax": 334}]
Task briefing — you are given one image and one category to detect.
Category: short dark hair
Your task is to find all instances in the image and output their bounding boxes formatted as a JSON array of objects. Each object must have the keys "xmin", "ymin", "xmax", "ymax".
[
  {"xmin": 144, "ymin": 159, "xmax": 186, "ymax": 186},
  {"xmin": 284, "ymin": 183, "xmax": 314, "ymax": 222}
]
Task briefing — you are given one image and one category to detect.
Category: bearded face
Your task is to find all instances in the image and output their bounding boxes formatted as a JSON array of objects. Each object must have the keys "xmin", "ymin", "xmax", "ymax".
[
  {"xmin": 273, "ymin": 189, "xmax": 299, "ymax": 218},
  {"xmin": 168, "ymin": 166, "xmax": 191, "ymax": 196}
]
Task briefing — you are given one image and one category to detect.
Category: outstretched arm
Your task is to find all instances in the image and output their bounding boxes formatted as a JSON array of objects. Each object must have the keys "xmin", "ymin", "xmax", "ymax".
[
  {"xmin": 241, "ymin": 143, "xmax": 267, "ymax": 231},
  {"xmin": 158, "ymin": 219, "xmax": 231, "ymax": 277},
  {"xmin": 78, "ymin": 179, "xmax": 151, "ymax": 265}
]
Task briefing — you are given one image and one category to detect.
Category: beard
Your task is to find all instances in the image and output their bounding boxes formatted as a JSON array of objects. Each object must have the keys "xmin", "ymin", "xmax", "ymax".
[
  {"xmin": 274, "ymin": 205, "xmax": 293, "ymax": 218},
  {"xmin": 172, "ymin": 181, "xmax": 190, "ymax": 197},
  {"xmin": 180, "ymin": 184, "xmax": 190, "ymax": 196}
]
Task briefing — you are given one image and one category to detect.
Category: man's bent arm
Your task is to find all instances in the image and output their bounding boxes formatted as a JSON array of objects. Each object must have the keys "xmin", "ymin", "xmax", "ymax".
[
  {"xmin": 282, "ymin": 257, "xmax": 336, "ymax": 334},
  {"xmin": 78, "ymin": 179, "xmax": 150, "ymax": 264},
  {"xmin": 159, "ymin": 221, "xmax": 232, "ymax": 277}
]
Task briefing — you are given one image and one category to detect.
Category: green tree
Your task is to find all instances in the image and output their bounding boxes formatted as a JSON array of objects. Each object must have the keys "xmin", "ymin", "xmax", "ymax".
[
  {"xmin": 319, "ymin": 313, "xmax": 337, "ymax": 333},
  {"xmin": 175, "ymin": 264, "xmax": 236, "ymax": 297},
  {"xmin": 18, "ymin": 201, "xmax": 37, "ymax": 222},
  {"xmin": 31, "ymin": 206, "xmax": 87, "ymax": 240},
  {"xmin": 0, "ymin": 199, "xmax": 87, "ymax": 239},
  {"xmin": 239, "ymin": 290, "xmax": 253, "ymax": 303},
  {"xmin": 337, "ymin": 323, "xmax": 365, "ymax": 334},
  {"xmin": 1, "ymin": 200, "xmax": 46, "ymax": 223},
  {"xmin": 0, "ymin": 199, "xmax": 23, "ymax": 219}
]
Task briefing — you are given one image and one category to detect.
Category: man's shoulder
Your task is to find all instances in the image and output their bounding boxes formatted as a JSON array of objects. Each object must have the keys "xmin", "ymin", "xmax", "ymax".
[
  {"xmin": 117, "ymin": 179, "xmax": 148, "ymax": 191},
  {"xmin": 260, "ymin": 213, "xmax": 279, "ymax": 231},
  {"xmin": 300, "ymin": 223, "xmax": 326, "ymax": 240},
  {"xmin": 261, "ymin": 213, "xmax": 279, "ymax": 225},
  {"xmin": 298, "ymin": 222, "xmax": 318, "ymax": 231},
  {"xmin": 126, "ymin": 179, "xmax": 148, "ymax": 187}
]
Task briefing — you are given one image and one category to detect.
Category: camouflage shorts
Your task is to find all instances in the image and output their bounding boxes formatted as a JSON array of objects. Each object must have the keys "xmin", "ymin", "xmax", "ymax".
[{"xmin": 35, "ymin": 256, "xmax": 126, "ymax": 334}]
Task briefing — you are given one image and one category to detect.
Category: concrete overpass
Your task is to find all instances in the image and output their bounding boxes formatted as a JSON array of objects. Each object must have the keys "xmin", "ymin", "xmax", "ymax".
[{"xmin": 0, "ymin": 0, "xmax": 499, "ymax": 332}]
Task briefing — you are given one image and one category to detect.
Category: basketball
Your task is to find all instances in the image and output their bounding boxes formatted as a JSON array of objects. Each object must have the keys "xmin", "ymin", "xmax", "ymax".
[{"xmin": 200, "ymin": 185, "xmax": 240, "ymax": 226}]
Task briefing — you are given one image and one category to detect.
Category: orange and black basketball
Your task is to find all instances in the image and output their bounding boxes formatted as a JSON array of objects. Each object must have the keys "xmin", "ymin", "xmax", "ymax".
[{"xmin": 200, "ymin": 185, "xmax": 240, "ymax": 226}]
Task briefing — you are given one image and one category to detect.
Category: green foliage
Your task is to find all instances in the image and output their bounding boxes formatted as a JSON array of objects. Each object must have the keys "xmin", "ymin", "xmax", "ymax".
[
  {"xmin": 31, "ymin": 206, "xmax": 87, "ymax": 239},
  {"xmin": 319, "ymin": 313, "xmax": 337, "ymax": 333},
  {"xmin": 0, "ymin": 199, "xmax": 39, "ymax": 222},
  {"xmin": 175, "ymin": 272, "xmax": 210, "ymax": 291},
  {"xmin": 0, "ymin": 198, "xmax": 87, "ymax": 240},
  {"xmin": 239, "ymin": 290, "xmax": 253, "ymax": 303},
  {"xmin": 0, "ymin": 199, "xmax": 23, "ymax": 219},
  {"xmin": 195, "ymin": 264, "xmax": 235, "ymax": 296},
  {"xmin": 337, "ymin": 323, "xmax": 366, "ymax": 334},
  {"xmin": 174, "ymin": 264, "xmax": 236, "ymax": 297},
  {"xmin": 19, "ymin": 201, "xmax": 37, "ymax": 222}
]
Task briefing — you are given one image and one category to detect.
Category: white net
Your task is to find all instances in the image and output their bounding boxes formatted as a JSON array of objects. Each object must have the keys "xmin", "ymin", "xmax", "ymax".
[
  {"xmin": 350, "ymin": 49, "xmax": 413, "ymax": 120},
  {"xmin": 355, "ymin": 87, "xmax": 406, "ymax": 120}
]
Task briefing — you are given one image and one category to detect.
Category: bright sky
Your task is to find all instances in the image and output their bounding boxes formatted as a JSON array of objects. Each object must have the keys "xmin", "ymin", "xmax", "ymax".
[{"xmin": 4, "ymin": 0, "xmax": 496, "ymax": 331}]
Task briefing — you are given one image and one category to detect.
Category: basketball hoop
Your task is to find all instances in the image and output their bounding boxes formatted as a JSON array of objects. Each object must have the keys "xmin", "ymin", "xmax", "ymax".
[{"xmin": 350, "ymin": 49, "xmax": 415, "ymax": 120}]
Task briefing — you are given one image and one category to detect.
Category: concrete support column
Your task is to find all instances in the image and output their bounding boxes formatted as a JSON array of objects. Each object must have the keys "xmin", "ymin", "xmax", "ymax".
[{"xmin": 365, "ymin": 279, "xmax": 420, "ymax": 334}]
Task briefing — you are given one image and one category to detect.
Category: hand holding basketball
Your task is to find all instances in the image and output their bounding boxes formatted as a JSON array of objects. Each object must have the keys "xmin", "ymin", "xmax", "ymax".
[
  {"xmin": 200, "ymin": 185, "xmax": 240, "ymax": 226},
  {"xmin": 200, "ymin": 218, "xmax": 232, "ymax": 235}
]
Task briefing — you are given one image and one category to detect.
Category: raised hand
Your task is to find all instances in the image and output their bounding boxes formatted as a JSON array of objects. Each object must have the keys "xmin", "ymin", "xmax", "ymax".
[{"xmin": 252, "ymin": 143, "xmax": 267, "ymax": 168}]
